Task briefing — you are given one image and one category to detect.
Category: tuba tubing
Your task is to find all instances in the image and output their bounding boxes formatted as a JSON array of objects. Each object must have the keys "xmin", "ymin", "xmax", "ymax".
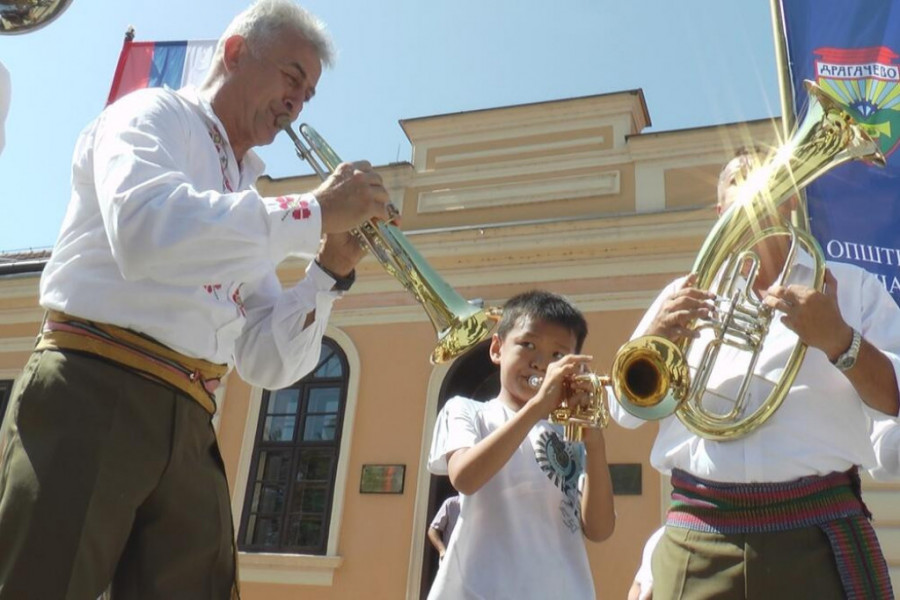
[
  {"xmin": 611, "ymin": 81, "xmax": 885, "ymax": 440},
  {"xmin": 279, "ymin": 119, "xmax": 500, "ymax": 363}
]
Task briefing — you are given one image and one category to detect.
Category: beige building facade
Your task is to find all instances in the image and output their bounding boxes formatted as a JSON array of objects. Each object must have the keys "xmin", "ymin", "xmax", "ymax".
[{"xmin": 0, "ymin": 89, "xmax": 897, "ymax": 599}]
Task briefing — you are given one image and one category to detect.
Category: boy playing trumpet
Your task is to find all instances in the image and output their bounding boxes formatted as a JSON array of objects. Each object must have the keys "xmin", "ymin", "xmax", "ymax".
[{"xmin": 427, "ymin": 290, "xmax": 616, "ymax": 599}]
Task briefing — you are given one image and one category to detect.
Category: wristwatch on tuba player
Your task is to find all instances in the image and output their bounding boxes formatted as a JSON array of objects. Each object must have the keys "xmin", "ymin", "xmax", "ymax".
[{"xmin": 831, "ymin": 328, "xmax": 862, "ymax": 372}]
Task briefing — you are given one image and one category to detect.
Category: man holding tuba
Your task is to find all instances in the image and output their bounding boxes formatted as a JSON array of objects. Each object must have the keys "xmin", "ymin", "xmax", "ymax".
[
  {"xmin": 610, "ymin": 147, "xmax": 900, "ymax": 599},
  {"xmin": 0, "ymin": 1, "xmax": 392, "ymax": 598}
]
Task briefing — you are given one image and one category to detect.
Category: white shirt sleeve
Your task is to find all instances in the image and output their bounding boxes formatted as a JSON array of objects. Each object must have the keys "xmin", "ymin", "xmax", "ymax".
[
  {"xmin": 90, "ymin": 89, "xmax": 323, "ymax": 286},
  {"xmin": 233, "ymin": 261, "xmax": 340, "ymax": 389},
  {"xmin": 851, "ymin": 264, "xmax": 900, "ymax": 420},
  {"xmin": 428, "ymin": 397, "xmax": 481, "ymax": 475},
  {"xmin": 869, "ymin": 418, "xmax": 900, "ymax": 481},
  {"xmin": 430, "ymin": 497, "xmax": 450, "ymax": 530}
]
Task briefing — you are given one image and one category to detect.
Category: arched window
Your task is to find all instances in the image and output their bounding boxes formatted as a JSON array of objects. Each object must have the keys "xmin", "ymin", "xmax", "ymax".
[{"xmin": 238, "ymin": 338, "xmax": 348, "ymax": 555}]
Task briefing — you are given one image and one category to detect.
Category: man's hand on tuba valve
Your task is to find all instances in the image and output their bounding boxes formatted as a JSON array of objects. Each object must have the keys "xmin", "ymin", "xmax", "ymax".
[
  {"xmin": 763, "ymin": 269, "xmax": 853, "ymax": 360},
  {"xmin": 645, "ymin": 274, "xmax": 716, "ymax": 343}
]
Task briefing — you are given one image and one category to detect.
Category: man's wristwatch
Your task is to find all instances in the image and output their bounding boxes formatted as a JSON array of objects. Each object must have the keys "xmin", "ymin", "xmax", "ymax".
[
  {"xmin": 314, "ymin": 260, "xmax": 356, "ymax": 292},
  {"xmin": 831, "ymin": 328, "xmax": 861, "ymax": 372}
]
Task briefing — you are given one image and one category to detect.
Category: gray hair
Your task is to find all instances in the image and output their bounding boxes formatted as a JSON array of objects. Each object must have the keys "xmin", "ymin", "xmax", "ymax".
[
  {"xmin": 217, "ymin": 0, "xmax": 336, "ymax": 67},
  {"xmin": 716, "ymin": 145, "xmax": 768, "ymax": 206}
]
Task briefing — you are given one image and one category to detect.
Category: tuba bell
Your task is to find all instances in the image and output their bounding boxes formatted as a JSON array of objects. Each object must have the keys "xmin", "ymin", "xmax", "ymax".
[
  {"xmin": 529, "ymin": 373, "xmax": 610, "ymax": 442},
  {"xmin": 279, "ymin": 120, "xmax": 500, "ymax": 364},
  {"xmin": 611, "ymin": 81, "xmax": 885, "ymax": 440},
  {"xmin": 0, "ymin": 0, "xmax": 73, "ymax": 34}
]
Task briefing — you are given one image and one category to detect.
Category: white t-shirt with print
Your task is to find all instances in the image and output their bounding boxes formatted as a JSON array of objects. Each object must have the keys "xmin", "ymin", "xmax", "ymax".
[{"xmin": 427, "ymin": 396, "xmax": 595, "ymax": 600}]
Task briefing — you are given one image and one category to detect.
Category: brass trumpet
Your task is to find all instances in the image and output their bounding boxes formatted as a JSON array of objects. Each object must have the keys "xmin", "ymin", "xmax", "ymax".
[
  {"xmin": 279, "ymin": 120, "xmax": 500, "ymax": 363},
  {"xmin": 528, "ymin": 373, "xmax": 610, "ymax": 442}
]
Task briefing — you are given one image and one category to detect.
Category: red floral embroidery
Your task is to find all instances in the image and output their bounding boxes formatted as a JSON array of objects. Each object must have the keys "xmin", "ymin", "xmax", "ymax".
[
  {"xmin": 231, "ymin": 285, "xmax": 247, "ymax": 317},
  {"xmin": 204, "ymin": 283, "xmax": 246, "ymax": 317},
  {"xmin": 203, "ymin": 283, "xmax": 223, "ymax": 299},
  {"xmin": 277, "ymin": 196, "xmax": 312, "ymax": 221}
]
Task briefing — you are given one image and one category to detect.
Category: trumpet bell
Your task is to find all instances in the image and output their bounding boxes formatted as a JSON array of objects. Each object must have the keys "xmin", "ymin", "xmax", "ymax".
[
  {"xmin": 612, "ymin": 336, "xmax": 689, "ymax": 421},
  {"xmin": 430, "ymin": 305, "xmax": 501, "ymax": 364}
]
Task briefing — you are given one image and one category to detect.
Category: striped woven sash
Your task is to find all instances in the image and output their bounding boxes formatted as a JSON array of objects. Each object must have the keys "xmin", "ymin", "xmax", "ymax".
[
  {"xmin": 36, "ymin": 310, "xmax": 228, "ymax": 415},
  {"xmin": 667, "ymin": 468, "xmax": 894, "ymax": 600}
]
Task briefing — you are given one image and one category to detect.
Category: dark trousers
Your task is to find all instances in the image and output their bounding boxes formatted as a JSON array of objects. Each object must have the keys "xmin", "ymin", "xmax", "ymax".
[
  {"xmin": 0, "ymin": 350, "xmax": 235, "ymax": 600},
  {"xmin": 652, "ymin": 525, "xmax": 846, "ymax": 600}
]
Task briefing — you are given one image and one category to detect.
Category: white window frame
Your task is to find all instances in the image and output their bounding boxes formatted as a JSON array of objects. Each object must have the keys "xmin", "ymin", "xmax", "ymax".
[{"xmin": 230, "ymin": 326, "xmax": 360, "ymax": 586}]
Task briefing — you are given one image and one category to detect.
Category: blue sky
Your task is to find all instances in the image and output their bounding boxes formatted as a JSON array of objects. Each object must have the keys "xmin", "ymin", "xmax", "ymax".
[{"xmin": 0, "ymin": 1, "xmax": 782, "ymax": 252}]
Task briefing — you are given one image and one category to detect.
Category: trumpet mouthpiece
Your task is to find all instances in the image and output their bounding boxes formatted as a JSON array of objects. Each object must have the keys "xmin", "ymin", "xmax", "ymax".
[
  {"xmin": 276, "ymin": 115, "xmax": 292, "ymax": 130},
  {"xmin": 528, "ymin": 375, "xmax": 543, "ymax": 389}
]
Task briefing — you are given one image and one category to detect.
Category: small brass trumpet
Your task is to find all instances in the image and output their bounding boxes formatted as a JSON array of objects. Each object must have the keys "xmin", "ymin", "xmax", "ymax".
[{"xmin": 528, "ymin": 373, "xmax": 610, "ymax": 442}]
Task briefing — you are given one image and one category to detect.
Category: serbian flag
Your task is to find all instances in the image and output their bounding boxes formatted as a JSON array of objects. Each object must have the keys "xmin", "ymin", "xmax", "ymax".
[
  {"xmin": 775, "ymin": 0, "xmax": 900, "ymax": 305},
  {"xmin": 106, "ymin": 36, "xmax": 217, "ymax": 105}
]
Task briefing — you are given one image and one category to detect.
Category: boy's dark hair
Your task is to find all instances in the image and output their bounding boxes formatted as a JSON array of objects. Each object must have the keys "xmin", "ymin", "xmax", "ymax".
[{"xmin": 496, "ymin": 290, "xmax": 588, "ymax": 353}]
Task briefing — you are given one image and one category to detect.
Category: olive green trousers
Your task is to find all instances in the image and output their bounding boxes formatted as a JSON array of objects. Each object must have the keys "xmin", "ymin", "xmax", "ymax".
[
  {"xmin": 651, "ymin": 525, "xmax": 846, "ymax": 600},
  {"xmin": 0, "ymin": 350, "xmax": 235, "ymax": 600}
]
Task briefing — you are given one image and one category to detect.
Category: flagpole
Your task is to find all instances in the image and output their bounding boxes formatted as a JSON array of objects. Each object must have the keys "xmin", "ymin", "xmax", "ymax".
[
  {"xmin": 768, "ymin": 0, "xmax": 811, "ymax": 231},
  {"xmin": 106, "ymin": 26, "xmax": 136, "ymax": 106},
  {"xmin": 769, "ymin": 0, "xmax": 794, "ymax": 135}
]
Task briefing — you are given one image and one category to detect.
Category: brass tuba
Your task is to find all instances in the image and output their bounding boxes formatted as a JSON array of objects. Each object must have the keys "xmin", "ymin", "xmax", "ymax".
[
  {"xmin": 529, "ymin": 373, "xmax": 609, "ymax": 442},
  {"xmin": 611, "ymin": 81, "xmax": 885, "ymax": 440},
  {"xmin": 280, "ymin": 120, "xmax": 500, "ymax": 363},
  {"xmin": 0, "ymin": 0, "xmax": 72, "ymax": 34}
]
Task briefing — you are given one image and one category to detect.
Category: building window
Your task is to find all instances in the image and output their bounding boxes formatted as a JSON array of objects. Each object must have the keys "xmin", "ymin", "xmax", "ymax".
[
  {"xmin": 238, "ymin": 339, "xmax": 348, "ymax": 555},
  {"xmin": 0, "ymin": 380, "xmax": 12, "ymax": 422}
]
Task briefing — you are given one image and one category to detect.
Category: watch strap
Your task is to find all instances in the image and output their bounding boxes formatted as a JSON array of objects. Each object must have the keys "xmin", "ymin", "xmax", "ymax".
[
  {"xmin": 314, "ymin": 260, "xmax": 356, "ymax": 292},
  {"xmin": 831, "ymin": 328, "xmax": 861, "ymax": 372}
]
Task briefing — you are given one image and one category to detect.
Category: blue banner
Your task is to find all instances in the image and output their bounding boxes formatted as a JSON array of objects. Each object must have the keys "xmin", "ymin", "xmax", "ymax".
[{"xmin": 780, "ymin": 0, "xmax": 900, "ymax": 304}]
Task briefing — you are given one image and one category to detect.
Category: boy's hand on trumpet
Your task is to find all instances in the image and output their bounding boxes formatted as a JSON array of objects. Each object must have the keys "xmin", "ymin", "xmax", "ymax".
[
  {"xmin": 315, "ymin": 161, "xmax": 393, "ymax": 233},
  {"xmin": 527, "ymin": 354, "xmax": 594, "ymax": 419},
  {"xmin": 561, "ymin": 370, "xmax": 607, "ymax": 448}
]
